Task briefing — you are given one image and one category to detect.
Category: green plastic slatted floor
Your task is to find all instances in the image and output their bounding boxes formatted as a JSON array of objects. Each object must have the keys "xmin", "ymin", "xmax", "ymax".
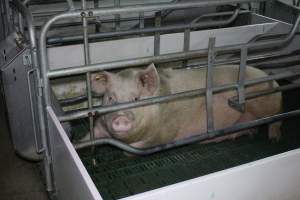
[{"xmin": 72, "ymin": 83, "xmax": 300, "ymax": 200}]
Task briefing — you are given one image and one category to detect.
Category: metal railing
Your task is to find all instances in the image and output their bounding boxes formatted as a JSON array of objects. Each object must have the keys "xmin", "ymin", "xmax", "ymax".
[{"xmin": 37, "ymin": 0, "xmax": 300, "ymax": 157}]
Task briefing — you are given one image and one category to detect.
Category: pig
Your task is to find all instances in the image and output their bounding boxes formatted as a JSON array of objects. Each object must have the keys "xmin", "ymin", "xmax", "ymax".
[{"xmin": 84, "ymin": 63, "xmax": 282, "ymax": 148}]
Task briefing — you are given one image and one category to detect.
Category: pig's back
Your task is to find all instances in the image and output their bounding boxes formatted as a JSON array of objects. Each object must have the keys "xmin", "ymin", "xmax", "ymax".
[{"xmin": 166, "ymin": 65, "xmax": 268, "ymax": 93}]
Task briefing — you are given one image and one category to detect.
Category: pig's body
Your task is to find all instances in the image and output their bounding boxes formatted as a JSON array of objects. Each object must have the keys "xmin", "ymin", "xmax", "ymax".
[{"xmin": 90, "ymin": 64, "xmax": 282, "ymax": 148}]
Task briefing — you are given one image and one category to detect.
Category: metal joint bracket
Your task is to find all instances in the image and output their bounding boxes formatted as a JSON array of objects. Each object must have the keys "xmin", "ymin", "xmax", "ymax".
[{"xmin": 22, "ymin": 53, "xmax": 32, "ymax": 66}]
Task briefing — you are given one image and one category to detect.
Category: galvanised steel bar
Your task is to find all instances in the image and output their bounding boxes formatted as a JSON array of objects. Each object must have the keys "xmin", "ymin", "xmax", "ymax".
[
  {"xmin": 74, "ymin": 108, "xmax": 300, "ymax": 154},
  {"xmin": 58, "ymin": 69, "xmax": 300, "ymax": 122},
  {"xmin": 154, "ymin": 11, "xmax": 161, "ymax": 56},
  {"xmin": 206, "ymin": 37, "xmax": 216, "ymax": 132},
  {"xmin": 47, "ymin": 8, "xmax": 245, "ymax": 44},
  {"xmin": 66, "ymin": 0, "xmax": 75, "ymax": 10},
  {"xmin": 236, "ymin": 47, "xmax": 248, "ymax": 112},
  {"xmin": 12, "ymin": 0, "xmax": 54, "ymax": 192},
  {"xmin": 82, "ymin": 0, "xmax": 96, "ymax": 165},
  {"xmin": 114, "ymin": 0, "xmax": 120, "ymax": 31},
  {"xmin": 46, "ymin": 11, "xmax": 300, "ymax": 78}
]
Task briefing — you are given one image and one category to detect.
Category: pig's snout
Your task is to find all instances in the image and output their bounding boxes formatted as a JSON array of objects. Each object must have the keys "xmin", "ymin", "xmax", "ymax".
[{"xmin": 112, "ymin": 115, "xmax": 133, "ymax": 132}]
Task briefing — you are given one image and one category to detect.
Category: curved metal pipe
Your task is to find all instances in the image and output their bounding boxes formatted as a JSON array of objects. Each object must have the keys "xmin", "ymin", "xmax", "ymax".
[{"xmin": 74, "ymin": 108, "xmax": 300, "ymax": 154}]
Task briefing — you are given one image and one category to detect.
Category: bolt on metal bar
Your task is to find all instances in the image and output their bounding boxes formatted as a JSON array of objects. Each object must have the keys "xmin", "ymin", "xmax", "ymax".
[
  {"xmin": 12, "ymin": 0, "xmax": 54, "ymax": 192},
  {"xmin": 206, "ymin": 37, "xmax": 216, "ymax": 132},
  {"xmin": 58, "ymin": 68, "xmax": 300, "ymax": 123},
  {"xmin": 74, "ymin": 108, "xmax": 300, "ymax": 154}
]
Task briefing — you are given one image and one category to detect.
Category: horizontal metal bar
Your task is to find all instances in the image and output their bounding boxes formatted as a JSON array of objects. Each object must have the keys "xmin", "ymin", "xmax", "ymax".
[
  {"xmin": 74, "ymin": 108, "xmax": 300, "ymax": 154},
  {"xmin": 58, "ymin": 69, "xmax": 300, "ymax": 122},
  {"xmin": 47, "ymin": 11, "xmax": 300, "ymax": 78},
  {"xmin": 229, "ymin": 82, "xmax": 300, "ymax": 108},
  {"xmin": 46, "ymin": 9, "xmax": 247, "ymax": 45},
  {"xmin": 48, "ymin": 49, "xmax": 207, "ymax": 78},
  {"xmin": 62, "ymin": 0, "xmax": 270, "ymax": 18}
]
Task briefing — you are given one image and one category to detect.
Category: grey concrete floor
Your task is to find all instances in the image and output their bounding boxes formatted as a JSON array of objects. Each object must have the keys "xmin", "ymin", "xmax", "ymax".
[{"xmin": 0, "ymin": 91, "xmax": 48, "ymax": 200}]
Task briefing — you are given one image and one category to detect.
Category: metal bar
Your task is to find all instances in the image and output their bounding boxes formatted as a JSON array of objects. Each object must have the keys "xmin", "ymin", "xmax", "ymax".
[
  {"xmin": 58, "ymin": 69, "xmax": 300, "ymax": 122},
  {"xmin": 74, "ymin": 108, "xmax": 300, "ymax": 154},
  {"xmin": 82, "ymin": 0, "xmax": 96, "ymax": 165},
  {"xmin": 236, "ymin": 47, "xmax": 248, "ymax": 112},
  {"xmin": 27, "ymin": 69, "xmax": 45, "ymax": 154},
  {"xmin": 230, "ymin": 82, "xmax": 300, "ymax": 103},
  {"xmin": 154, "ymin": 11, "xmax": 161, "ymax": 56},
  {"xmin": 206, "ymin": 37, "xmax": 216, "ymax": 132},
  {"xmin": 80, "ymin": 0, "xmax": 271, "ymax": 16},
  {"xmin": 182, "ymin": 28, "xmax": 190, "ymax": 68},
  {"xmin": 114, "ymin": 0, "xmax": 120, "ymax": 31},
  {"xmin": 139, "ymin": 12, "xmax": 144, "ymax": 29},
  {"xmin": 18, "ymin": 13, "xmax": 24, "ymax": 33},
  {"xmin": 46, "ymin": 11, "xmax": 300, "ymax": 78},
  {"xmin": 12, "ymin": 0, "xmax": 53, "ymax": 192},
  {"xmin": 191, "ymin": 7, "xmax": 242, "ymax": 24},
  {"xmin": 66, "ymin": 0, "xmax": 75, "ymax": 11},
  {"xmin": 47, "ymin": 9, "xmax": 246, "ymax": 44}
]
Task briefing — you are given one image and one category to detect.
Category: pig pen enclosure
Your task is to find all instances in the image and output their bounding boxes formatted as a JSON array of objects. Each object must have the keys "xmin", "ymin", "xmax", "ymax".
[{"xmin": 5, "ymin": 0, "xmax": 300, "ymax": 199}]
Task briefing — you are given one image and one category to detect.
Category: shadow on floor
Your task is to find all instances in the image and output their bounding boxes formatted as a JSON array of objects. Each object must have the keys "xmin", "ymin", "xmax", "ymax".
[{"xmin": 0, "ymin": 91, "xmax": 48, "ymax": 200}]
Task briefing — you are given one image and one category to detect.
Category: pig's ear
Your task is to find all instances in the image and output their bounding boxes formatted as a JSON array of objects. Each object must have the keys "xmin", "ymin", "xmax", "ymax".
[
  {"xmin": 91, "ymin": 72, "xmax": 111, "ymax": 95},
  {"xmin": 138, "ymin": 63, "xmax": 160, "ymax": 95}
]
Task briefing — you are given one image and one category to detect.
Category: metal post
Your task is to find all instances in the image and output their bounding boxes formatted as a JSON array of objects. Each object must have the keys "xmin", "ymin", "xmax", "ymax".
[
  {"xmin": 114, "ymin": 0, "xmax": 120, "ymax": 31},
  {"xmin": 154, "ymin": 11, "xmax": 161, "ymax": 56},
  {"xmin": 229, "ymin": 47, "xmax": 248, "ymax": 112},
  {"xmin": 182, "ymin": 28, "xmax": 190, "ymax": 68},
  {"xmin": 206, "ymin": 37, "xmax": 216, "ymax": 132},
  {"xmin": 139, "ymin": 12, "xmax": 144, "ymax": 29},
  {"xmin": 82, "ymin": 0, "xmax": 97, "ymax": 166}
]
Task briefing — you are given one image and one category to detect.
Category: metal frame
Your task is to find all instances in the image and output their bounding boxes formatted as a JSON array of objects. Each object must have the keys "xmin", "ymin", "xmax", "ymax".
[
  {"xmin": 38, "ymin": 0, "xmax": 300, "ymax": 154},
  {"xmin": 11, "ymin": 0, "xmax": 300, "ymax": 196}
]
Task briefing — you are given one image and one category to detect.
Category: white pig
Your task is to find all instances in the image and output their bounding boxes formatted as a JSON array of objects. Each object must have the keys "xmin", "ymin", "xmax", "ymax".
[{"xmin": 85, "ymin": 63, "xmax": 282, "ymax": 148}]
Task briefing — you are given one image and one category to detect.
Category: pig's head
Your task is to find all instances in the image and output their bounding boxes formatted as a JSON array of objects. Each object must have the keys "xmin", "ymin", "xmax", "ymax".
[{"xmin": 91, "ymin": 63, "xmax": 160, "ymax": 143}]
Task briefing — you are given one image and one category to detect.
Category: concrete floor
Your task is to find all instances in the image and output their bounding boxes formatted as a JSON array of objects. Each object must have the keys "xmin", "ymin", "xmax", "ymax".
[{"xmin": 0, "ymin": 91, "xmax": 48, "ymax": 199}]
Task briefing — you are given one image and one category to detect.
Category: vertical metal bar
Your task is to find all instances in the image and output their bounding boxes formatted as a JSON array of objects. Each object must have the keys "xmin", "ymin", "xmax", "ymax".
[
  {"xmin": 27, "ymin": 69, "xmax": 45, "ymax": 154},
  {"xmin": 18, "ymin": 13, "xmax": 24, "ymax": 33},
  {"xmin": 206, "ymin": 37, "xmax": 216, "ymax": 132},
  {"xmin": 154, "ymin": 11, "xmax": 161, "ymax": 56},
  {"xmin": 66, "ymin": 0, "xmax": 75, "ymax": 10},
  {"xmin": 114, "ymin": 0, "xmax": 120, "ymax": 31},
  {"xmin": 139, "ymin": 12, "xmax": 144, "ymax": 29},
  {"xmin": 237, "ymin": 47, "xmax": 247, "ymax": 112},
  {"xmin": 94, "ymin": 0, "xmax": 101, "ymax": 32},
  {"xmin": 182, "ymin": 28, "xmax": 190, "ymax": 68},
  {"xmin": 82, "ymin": 0, "xmax": 96, "ymax": 166}
]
